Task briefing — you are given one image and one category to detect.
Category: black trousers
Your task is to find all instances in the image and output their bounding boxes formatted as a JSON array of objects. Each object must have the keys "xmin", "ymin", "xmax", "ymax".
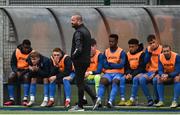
[{"xmin": 74, "ymin": 62, "xmax": 96, "ymax": 108}]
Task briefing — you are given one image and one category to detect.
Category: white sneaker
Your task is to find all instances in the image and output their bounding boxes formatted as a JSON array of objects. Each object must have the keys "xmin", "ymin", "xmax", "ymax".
[
  {"xmin": 26, "ymin": 101, "xmax": 35, "ymax": 107},
  {"xmin": 40, "ymin": 101, "xmax": 48, "ymax": 107},
  {"xmin": 68, "ymin": 105, "xmax": 84, "ymax": 111}
]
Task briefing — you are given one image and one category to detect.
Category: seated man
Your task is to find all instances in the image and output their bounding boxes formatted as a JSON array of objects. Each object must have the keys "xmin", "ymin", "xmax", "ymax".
[
  {"xmin": 121, "ymin": 38, "xmax": 145, "ymax": 106},
  {"xmin": 26, "ymin": 51, "xmax": 51, "ymax": 107},
  {"xmin": 83, "ymin": 38, "xmax": 103, "ymax": 103},
  {"xmin": 47, "ymin": 48, "xmax": 75, "ymax": 108},
  {"xmin": 154, "ymin": 45, "xmax": 180, "ymax": 107},
  {"xmin": 139, "ymin": 35, "xmax": 162, "ymax": 105},
  {"xmin": 93, "ymin": 34, "xmax": 126, "ymax": 109},
  {"xmin": 4, "ymin": 39, "xmax": 33, "ymax": 106}
]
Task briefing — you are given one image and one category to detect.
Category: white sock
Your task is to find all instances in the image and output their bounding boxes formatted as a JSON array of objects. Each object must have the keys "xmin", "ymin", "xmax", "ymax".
[
  {"xmin": 30, "ymin": 96, "xmax": 35, "ymax": 102},
  {"xmin": 130, "ymin": 97, "xmax": 134, "ymax": 101},
  {"xmin": 66, "ymin": 98, "xmax": 70, "ymax": 102},
  {"xmin": 50, "ymin": 97, "xmax": 54, "ymax": 101},
  {"xmin": 23, "ymin": 96, "xmax": 28, "ymax": 100},
  {"xmin": 44, "ymin": 96, "xmax": 48, "ymax": 101},
  {"xmin": 121, "ymin": 98, "xmax": 125, "ymax": 101},
  {"xmin": 10, "ymin": 97, "xmax": 14, "ymax": 101}
]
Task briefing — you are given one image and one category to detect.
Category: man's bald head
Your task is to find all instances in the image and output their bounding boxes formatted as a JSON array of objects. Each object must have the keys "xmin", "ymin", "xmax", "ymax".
[{"xmin": 71, "ymin": 14, "xmax": 83, "ymax": 28}]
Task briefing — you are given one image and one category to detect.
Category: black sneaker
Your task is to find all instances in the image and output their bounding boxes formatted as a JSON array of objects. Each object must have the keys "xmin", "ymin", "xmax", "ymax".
[
  {"xmin": 82, "ymin": 99, "xmax": 88, "ymax": 105},
  {"xmin": 107, "ymin": 102, "xmax": 113, "ymax": 108},
  {"xmin": 154, "ymin": 99, "xmax": 159, "ymax": 104},
  {"xmin": 147, "ymin": 99, "xmax": 154, "ymax": 106}
]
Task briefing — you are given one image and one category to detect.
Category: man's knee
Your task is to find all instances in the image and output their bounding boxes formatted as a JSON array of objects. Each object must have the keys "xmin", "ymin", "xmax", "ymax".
[
  {"xmin": 112, "ymin": 79, "xmax": 119, "ymax": 84},
  {"xmin": 100, "ymin": 77, "xmax": 109, "ymax": 85},
  {"xmin": 8, "ymin": 72, "xmax": 17, "ymax": 84},
  {"xmin": 174, "ymin": 75, "xmax": 180, "ymax": 82}
]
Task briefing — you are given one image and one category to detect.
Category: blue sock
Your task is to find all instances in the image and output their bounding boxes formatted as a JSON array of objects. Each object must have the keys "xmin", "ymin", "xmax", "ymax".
[
  {"xmin": 97, "ymin": 83, "xmax": 105, "ymax": 99},
  {"xmin": 8, "ymin": 84, "xmax": 14, "ymax": 99},
  {"xmin": 44, "ymin": 83, "xmax": 49, "ymax": 97},
  {"xmin": 139, "ymin": 77, "xmax": 152, "ymax": 100},
  {"xmin": 120, "ymin": 77, "xmax": 125, "ymax": 98},
  {"xmin": 157, "ymin": 83, "xmax": 164, "ymax": 101},
  {"xmin": 109, "ymin": 82, "xmax": 118, "ymax": 102},
  {"xmin": 131, "ymin": 77, "xmax": 139, "ymax": 99},
  {"xmin": 173, "ymin": 82, "xmax": 180, "ymax": 102},
  {"xmin": 23, "ymin": 83, "xmax": 30, "ymax": 98},
  {"xmin": 30, "ymin": 83, "xmax": 36, "ymax": 96},
  {"xmin": 63, "ymin": 79, "xmax": 71, "ymax": 99},
  {"xmin": 49, "ymin": 81, "xmax": 56, "ymax": 99},
  {"xmin": 153, "ymin": 77, "xmax": 159, "ymax": 100}
]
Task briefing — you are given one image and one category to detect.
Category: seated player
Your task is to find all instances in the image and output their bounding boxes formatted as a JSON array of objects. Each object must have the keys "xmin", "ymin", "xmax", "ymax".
[
  {"xmin": 154, "ymin": 45, "xmax": 180, "ymax": 107},
  {"xmin": 4, "ymin": 39, "xmax": 33, "ymax": 106},
  {"xmin": 93, "ymin": 34, "xmax": 126, "ymax": 109},
  {"xmin": 26, "ymin": 51, "xmax": 51, "ymax": 107},
  {"xmin": 121, "ymin": 38, "xmax": 145, "ymax": 106},
  {"xmin": 47, "ymin": 48, "xmax": 75, "ymax": 108}
]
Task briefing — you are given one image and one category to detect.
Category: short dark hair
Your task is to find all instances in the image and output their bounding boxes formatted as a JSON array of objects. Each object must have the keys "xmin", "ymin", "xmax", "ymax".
[
  {"xmin": 53, "ymin": 47, "xmax": 62, "ymax": 52},
  {"xmin": 22, "ymin": 39, "xmax": 31, "ymax": 46},
  {"xmin": 29, "ymin": 51, "xmax": 40, "ymax": 58},
  {"xmin": 128, "ymin": 38, "xmax": 139, "ymax": 45},
  {"xmin": 91, "ymin": 38, "xmax": 97, "ymax": 46},
  {"xmin": 162, "ymin": 44, "xmax": 171, "ymax": 50},
  {"xmin": 147, "ymin": 34, "xmax": 156, "ymax": 42},
  {"xmin": 109, "ymin": 34, "xmax": 118, "ymax": 41}
]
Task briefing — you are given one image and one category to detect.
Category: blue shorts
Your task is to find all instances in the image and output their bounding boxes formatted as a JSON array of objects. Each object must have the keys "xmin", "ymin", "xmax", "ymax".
[{"xmin": 102, "ymin": 73, "xmax": 124, "ymax": 83}]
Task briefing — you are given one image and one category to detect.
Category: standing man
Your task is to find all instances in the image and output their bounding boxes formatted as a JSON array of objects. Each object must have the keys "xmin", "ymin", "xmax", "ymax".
[
  {"xmin": 4, "ymin": 39, "xmax": 33, "ymax": 106},
  {"xmin": 69, "ymin": 14, "xmax": 92, "ymax": 111}
]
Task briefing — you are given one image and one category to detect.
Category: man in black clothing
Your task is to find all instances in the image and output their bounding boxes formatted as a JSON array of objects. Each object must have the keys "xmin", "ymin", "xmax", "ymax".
[{"xmin": 69, "ymin": 14, "xmax": 95, "ymax": 111}]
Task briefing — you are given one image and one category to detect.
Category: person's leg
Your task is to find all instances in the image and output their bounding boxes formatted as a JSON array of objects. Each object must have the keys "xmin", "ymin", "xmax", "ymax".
[
  {"xmin": 74, "ymin": 63, "xmax": 88, "ymax": 108},
  {"xmin": 108, "ymin": 73, "xmax": 123, "ymax": 107},
  {"xmin": 153, "ymin": 76, "xmax": 159, "ymax": 102},
  {"xmin": 48, "ymin": 75, "xmax": 57, "ymax": 107},
  {"xmin": 40, "ymin": 77, "xmax": 49, "ymax": 107},
  {"xmin": 170, "ymin": 75, "xmax": 180, "ymax": 108},
  {"xmin": 63, "ymin": 72, "xmax": 75, "ymax": 107},
  {"xmin": 27, "ymin": 77, "xmax": 37, "ymax": 106},
  {"xmin": 94, "ymin": 74, "xmax": 101, "ymax": 95},
  {"xmin": 21, "ymin": 72, "xmax": 30, "ymax": 105},
  {"xmin": 4, "ymin": 72, "xmax": 17, "ymax": 105},
  {"xmin": 118, "ymin": 75, "xmax": 126, "ymax": 106}
]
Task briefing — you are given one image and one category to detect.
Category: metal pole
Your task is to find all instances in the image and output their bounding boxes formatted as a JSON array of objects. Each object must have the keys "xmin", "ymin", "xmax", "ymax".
[{"xmin": 0, "ymin": 10, "xmax": 4, "ymax": 107}]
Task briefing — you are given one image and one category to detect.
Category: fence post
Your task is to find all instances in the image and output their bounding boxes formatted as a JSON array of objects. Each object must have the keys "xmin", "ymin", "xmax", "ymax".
[{"xmin": 0, "ymin": 10, "xmax": 4, "ymax": 107}]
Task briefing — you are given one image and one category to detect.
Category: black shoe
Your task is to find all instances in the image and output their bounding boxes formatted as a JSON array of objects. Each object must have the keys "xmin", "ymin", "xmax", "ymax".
[
  {"xmin": 154, "ymin": 99, "xmax": 159, "ymax": 104},
  {"xmin": 147, "ymin": 99, "xmax": 154, "ymax": 106},
  {"xmin": 106, "ymin": 102, "xmax": 113, "ymax": 108},
  {"xmin": 82, "ymin": 99, "xmax": 88, "ymax": 105}
]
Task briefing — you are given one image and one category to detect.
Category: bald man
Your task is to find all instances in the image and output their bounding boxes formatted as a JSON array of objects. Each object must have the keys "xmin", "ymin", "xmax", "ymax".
[{"xmin": 69, "ymin": 14, "xmax": 95, "ymax": 111}]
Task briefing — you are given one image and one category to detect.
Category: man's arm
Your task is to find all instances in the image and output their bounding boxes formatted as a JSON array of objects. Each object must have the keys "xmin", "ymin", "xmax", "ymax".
[
  {"xmin": 38, "ymin": 58, "xmax": 51, "ymax": 77},
  {"xmin": 71, "ymin": 31, "xmax": 82, "ymax": 59},
  {"xmin": 109, "ymin": 51, "xmax": 126, "ymax": 69},
  {"xmin": 144, "ymin": 48, "xmax": 151, "ymax": 65},
  {"xmin": 169, "ymin": 55, "xmax": 180, "ymax": 78},
  {"xmin": 92, "ymin": 53, "xmax": 103, "ymax": 74},
  {"xmin": 158, "ymin": 56, "xmax": 164, "ymax": 76}
]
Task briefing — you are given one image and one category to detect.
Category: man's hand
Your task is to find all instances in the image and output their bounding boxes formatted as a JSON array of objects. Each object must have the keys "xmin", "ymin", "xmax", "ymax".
[
  {"xmin": 29, "ymin": 65, "xmax": 39, "ymax": 72},
  {"xmin": 161, "ymin": 74, "xmax": 168, "ymax": 81},
  {"xmin": 16, "ymin": 71, "xmax": 22, "ymax": 77},
  {"xmin": 125, "ymin": 74, "xmax": 132, "ymax": 80},
  {"xmin": 85, "ymin": 71, "xmax": 92, "ymax": 78},
  {"xmin": 51, "ymin": 56, "xmax": 59, "ymax": 67}
]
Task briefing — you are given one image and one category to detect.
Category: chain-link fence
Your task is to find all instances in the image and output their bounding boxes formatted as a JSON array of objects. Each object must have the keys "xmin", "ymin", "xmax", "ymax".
[{"xmin": 0, "ymin": 0, "xmax": 151, "ymax": 6}]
